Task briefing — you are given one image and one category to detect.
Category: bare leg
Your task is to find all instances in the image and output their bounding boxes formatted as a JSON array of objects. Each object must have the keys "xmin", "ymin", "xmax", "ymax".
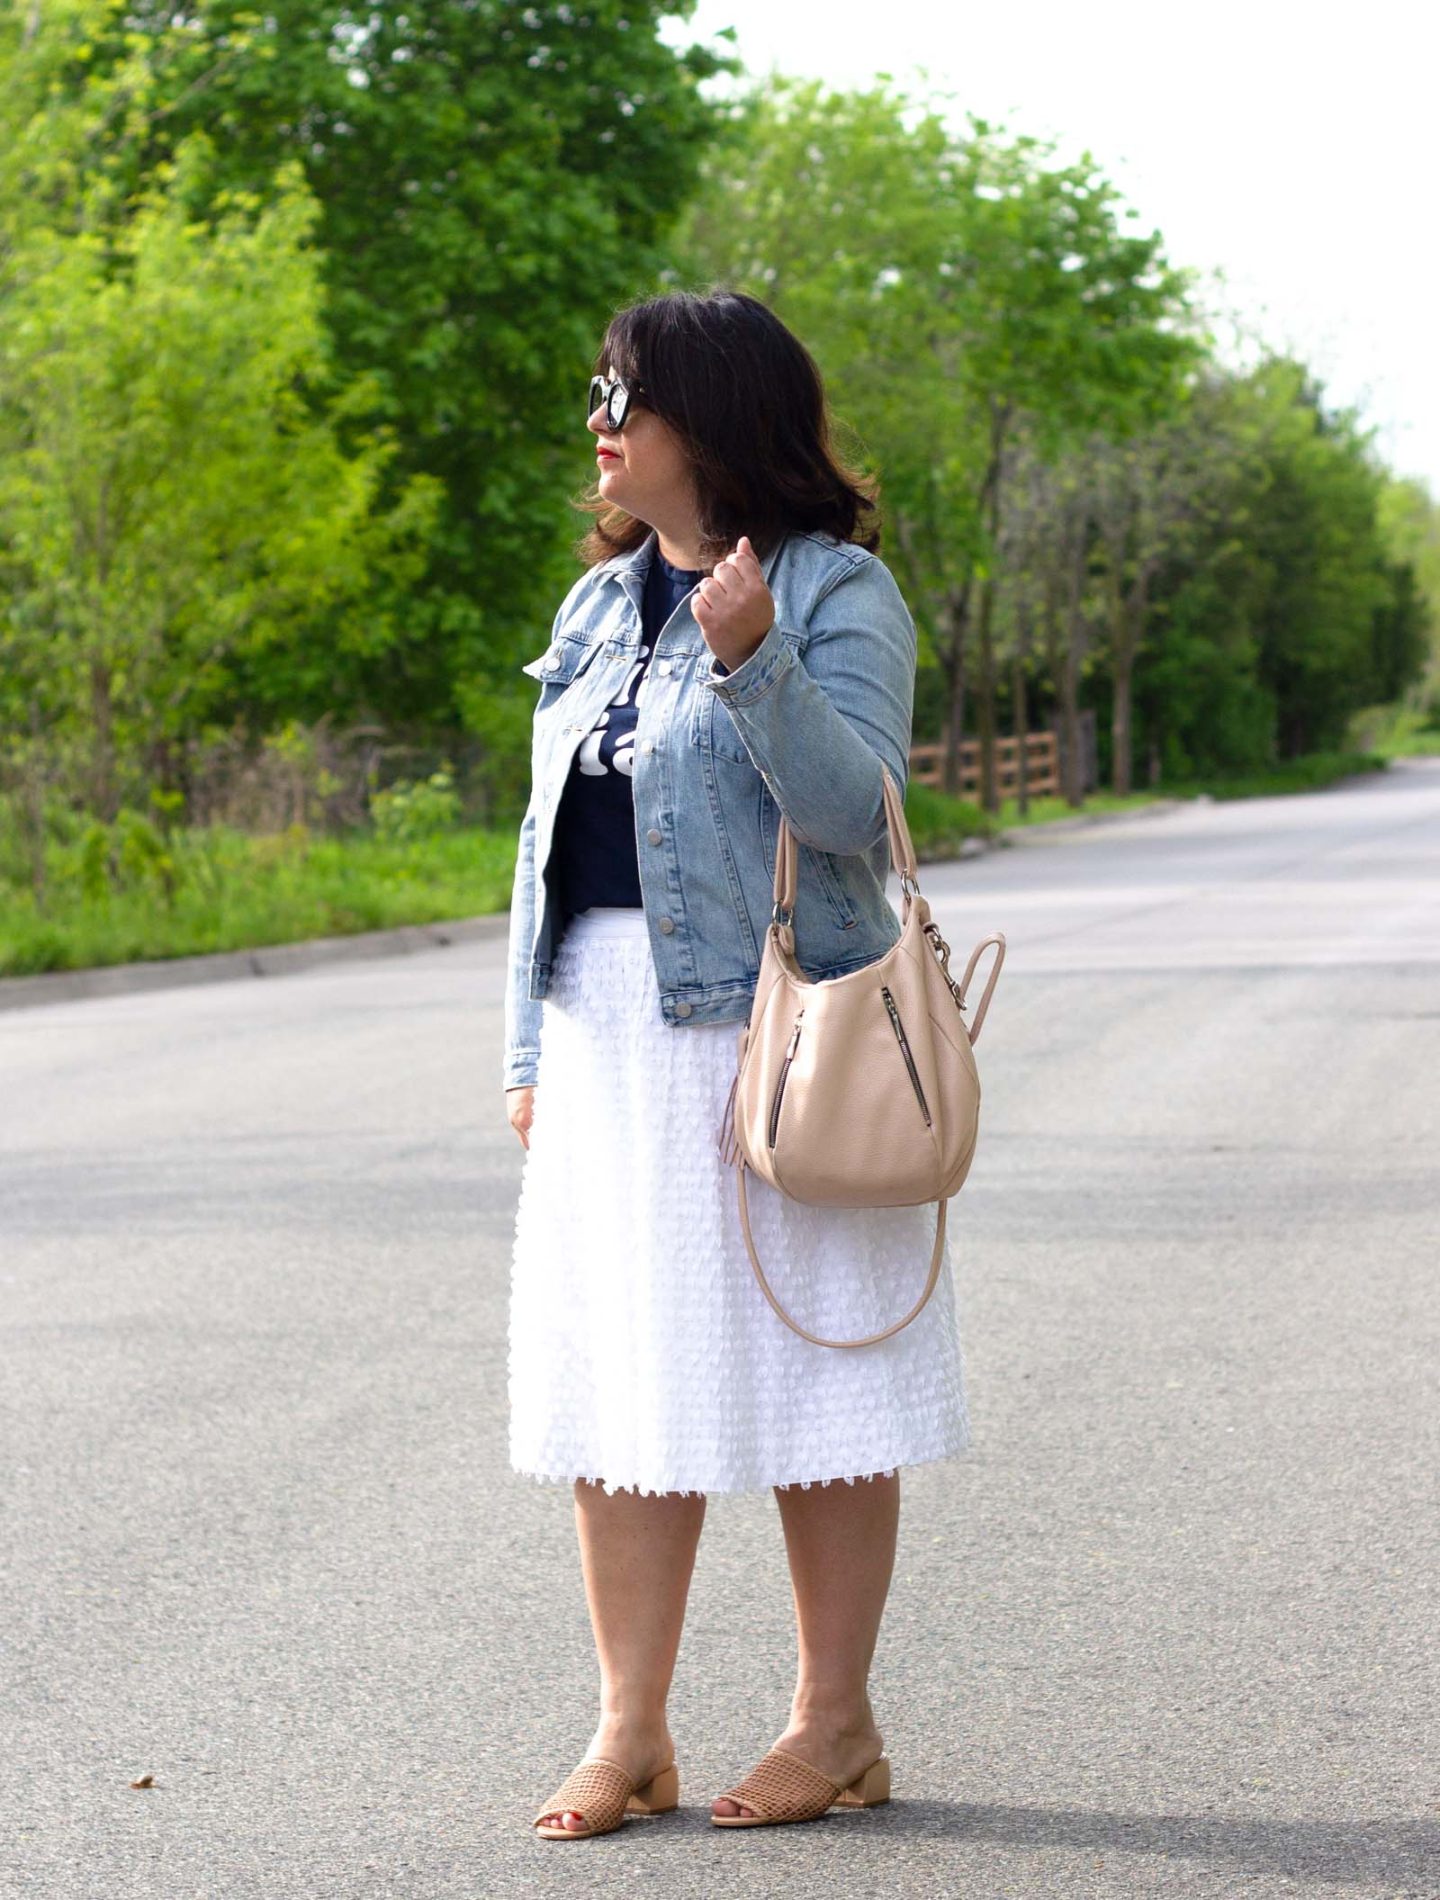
[
  {"xmin": 539, "ymin": 1479, "xmax": 707, "ymax": 1831},
  {"xmin": 711, "ymin": 1469, "xmax": 898, "ymax": 1819}
]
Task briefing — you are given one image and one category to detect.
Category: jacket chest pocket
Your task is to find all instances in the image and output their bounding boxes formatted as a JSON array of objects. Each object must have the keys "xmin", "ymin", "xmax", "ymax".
[
  {"xmin": 521, "ymin": 636, "xmax": 607, "ymax": 705},
  {"xmin": 522, "ymin": 638, "xmax": 613, "ymax": 785}
]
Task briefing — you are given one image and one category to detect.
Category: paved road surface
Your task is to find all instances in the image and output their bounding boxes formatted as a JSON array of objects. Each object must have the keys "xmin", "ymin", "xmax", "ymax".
[{"xmin": 3, "ymin": 761, "xmax": 1437, "ymax": 1899}]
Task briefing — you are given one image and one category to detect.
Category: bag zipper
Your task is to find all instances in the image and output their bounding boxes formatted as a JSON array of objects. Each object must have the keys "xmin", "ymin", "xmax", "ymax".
[
  {"xmin": 881, "ymin": 985, "xmax": 933, "ymax": 1126},
  {"xmin": 767, "ymin": 1010, "xmax": 805, "ymax": 1149}
]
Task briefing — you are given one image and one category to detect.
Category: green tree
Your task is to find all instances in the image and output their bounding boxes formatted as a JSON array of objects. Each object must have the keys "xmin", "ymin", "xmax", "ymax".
[
  {"xmin": 1375, "ymin": 474, "xmax": 1440, "ymax": 709},
  {"xmin": 1243, "ymin": 359, "xmax": 1393, "ymax": 755},
  {"xmin": 1086, "ymin": 376, "xmax": 1244, "ymax": 794},
  {"xmin": 0, "ymin": 135, "xmax": 432, "ymax": 843},
  {"xmin": 1128, "ymin": 358, "xmax": 1420, "ymax": 777},
  {"xmin": 12, "ymin": 0, "xmax": 731, "ymax": 761},
  {"xmin": 1130, "ymin": 371, "xmax": 1277, "ymax": 783},
  {"xmin": 679, "ymin": 76, "xmax": 1201, "ymax": 806}
]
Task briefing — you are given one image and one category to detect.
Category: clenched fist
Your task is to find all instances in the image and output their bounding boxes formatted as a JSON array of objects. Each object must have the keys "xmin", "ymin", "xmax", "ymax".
[
  {"xmin": 691, "ymin": 535, "xmax": 774, "ymax": 672},
  {"xmin": 506, "ymin": 1085, "xmax": 535, "ymax": 1149}
]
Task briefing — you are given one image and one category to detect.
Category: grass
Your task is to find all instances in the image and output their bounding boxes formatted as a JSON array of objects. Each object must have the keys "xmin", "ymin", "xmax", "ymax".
[
  {"xmin": 895, "ymin": 780, "xmax": 999, "ymax": 857},
  {"xmin": 0, "ymin": 824, "xmax": 517, "ymax": 978},
  {"xmin": 993, "ymin": 785, "xmax": 1177, "ymax": 826},
  {"xmin": 1346, "ymin": 701, "xmax": 1440, "ymax": 760},
  {"xmin": 1154, "ymin": 750, "xmax": 1388, "ymax": 801},
  {"xmin": 988, "ymin": 748, "xmax": 1389, "ymax": 823},
  {"xmin": 0, "ymin": 749, "xmax": 1396, "ymax": 979}
]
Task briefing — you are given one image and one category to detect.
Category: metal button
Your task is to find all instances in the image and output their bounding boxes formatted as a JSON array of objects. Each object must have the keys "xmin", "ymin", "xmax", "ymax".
[
  {"xmin": 646, "ymin": 827, "xmax": 663, "ymax": 845},
  {"xmin": 657, "ymin": 916, "xmax": 675, "ymax": 935},
  {"xmin": 640, "ymin": 738, "xmax": 655, "ymax": 755},
  {"xmin": 674, "ymin": 1000, "xmax": 692, "ymax": 1018},
  {"xmin": 657, "ymin": 658, "xmax": 673, "ymax": 676},
  {"xmin": 543, "ymin": 653, "xmax": 561, "ymax": 672}
]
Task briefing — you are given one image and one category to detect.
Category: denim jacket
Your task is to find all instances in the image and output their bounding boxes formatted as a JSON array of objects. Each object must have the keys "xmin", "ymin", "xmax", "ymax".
[{"xmin": 502, "ymin": 526, "xmax": 916, "ymax": 1090}]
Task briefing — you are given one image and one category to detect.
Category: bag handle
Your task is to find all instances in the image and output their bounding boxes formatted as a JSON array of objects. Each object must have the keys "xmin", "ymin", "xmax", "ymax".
[
  {"xmin": 773, "ymin": 763, "xmax": 919, "ymax": 919},
  {"xmin": 957, "ymin": 934, "xmax": 1006, "ymax": 1046},
  {"xmin": 735, "ymin": 1161, "xmax": 948, "ymax": 1349}
]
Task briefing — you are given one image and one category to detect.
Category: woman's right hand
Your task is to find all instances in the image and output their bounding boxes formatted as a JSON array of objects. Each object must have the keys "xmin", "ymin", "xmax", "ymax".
[{"xmin": 506, "ymin": 1085, "xmax": 536, "ymax": 1150}]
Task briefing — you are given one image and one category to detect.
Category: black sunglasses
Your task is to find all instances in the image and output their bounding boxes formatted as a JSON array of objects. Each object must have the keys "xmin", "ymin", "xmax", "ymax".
[{"xmin": 589, "ymin": 374, "xmax": 646, "ymax": 431}]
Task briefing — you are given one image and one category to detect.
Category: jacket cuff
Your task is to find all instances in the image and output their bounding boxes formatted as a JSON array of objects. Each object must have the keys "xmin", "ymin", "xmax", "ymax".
[
  {"xmin": 503, "ymin": 1051, "xmax": 540, "ymax": 1090},
  {"xmin": 701, "ymin": 620, "xmax": 792, "ymax": 705}
]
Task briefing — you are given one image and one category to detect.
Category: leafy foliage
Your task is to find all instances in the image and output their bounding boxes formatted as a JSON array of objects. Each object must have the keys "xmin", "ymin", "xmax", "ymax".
[
  {"xmin": 676, "ymin": 76, "xmax": 1206, "ymax": 800},
  {"xmin": 0, "ymin": 26, "xmax": 1434, "ymax": 957},
  {"xmin": 21, "ymin": 0, "xmax": 733, "ymax": 728},
  {"xmin": 369, "ymin": 767, "xmax": 462, "ymax": 844},
  {"xmin": 0, "ymin": 132, "xmax": 433, "ymax": 829}
]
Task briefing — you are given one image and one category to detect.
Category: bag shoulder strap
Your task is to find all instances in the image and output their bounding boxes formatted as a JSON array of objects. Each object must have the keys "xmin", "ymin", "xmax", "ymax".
[
  {"xmin": 735, "ymin": 1162, "xmax": 948, "ymax": 1349},
  {"xmin": 774, "ymin": 763, "xmax": 918, "ymax": 918}
]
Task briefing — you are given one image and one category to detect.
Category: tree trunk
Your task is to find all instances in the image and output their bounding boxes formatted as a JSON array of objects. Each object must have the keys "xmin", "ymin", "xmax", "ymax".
[
  {"xmin": 20, "ymin": 717, "xmax": 50, "ymax": 913},
  {"xmin": 976, "ymin": 571, "xmax": 997, "ymax": 812},
  {"xmin": 1060, "ymin": 656, "xmax": 1081, "ymax": 803},
  {"xmin": 940, "ymin": 592, "xmax": 969, "ymax": 798},
  {"xmin": 974, "ymin": 400, "xmax": 1009, "ymax": 815},
  {"xmin": 1110, "ymin": 579, "xmax": 1149, "ymax": 797},
  {"xmin": 1112, "ymin": 655, "xmax": 1133, "ymax": 796},
  {"xmin": 1012, "ymin": 631, "xmax": 1031, "ymax": 818},
  {"xmin": 89, "ymin": 658, "xmax": 119, "ymax": 822},
  {"xmin": 1061, "ymin": 540, "xmax": 1088, "ymax": 807}
]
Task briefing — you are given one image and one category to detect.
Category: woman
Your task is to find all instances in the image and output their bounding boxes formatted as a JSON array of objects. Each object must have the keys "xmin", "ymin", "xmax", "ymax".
[{"xmin": 503, "ymin": 288, "xmax": 969, "ymax": 1839}]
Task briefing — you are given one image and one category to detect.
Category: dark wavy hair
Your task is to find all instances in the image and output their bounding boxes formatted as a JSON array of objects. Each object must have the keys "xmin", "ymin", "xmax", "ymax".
[{"xmin": 576, "ymin": 288, "xmax": 879, "ymax": 570}]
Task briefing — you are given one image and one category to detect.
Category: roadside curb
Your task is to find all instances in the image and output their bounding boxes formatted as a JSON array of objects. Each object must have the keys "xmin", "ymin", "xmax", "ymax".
[
  {"xmin": 0, "ymin": 797, "xmax": 1195, "ymax": 1014},
  {"xmin": 993, "ymin": 795, "xmax": 1194, "ymax": 843},
  {"xmin": 0, "ymin": 913, "xmax": 513, "ymax": 1013},
  {"xmin": 923, "ymin": 795, "xmax": 1193, "ymax": 863}
]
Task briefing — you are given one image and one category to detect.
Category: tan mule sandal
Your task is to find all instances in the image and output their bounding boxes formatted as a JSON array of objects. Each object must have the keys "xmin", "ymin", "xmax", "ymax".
[
  {"xmin": 532, "ymin": 1756, "xmax": 680, "ymax": 1841},
  {"xmin": 710, "ymin": 1745, "xmax": 891, "ymax": 1828}
]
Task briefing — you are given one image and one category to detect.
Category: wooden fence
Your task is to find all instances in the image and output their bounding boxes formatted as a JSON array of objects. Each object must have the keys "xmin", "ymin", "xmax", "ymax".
[{"xmin": 909, "ymin": 729, "xmax": 1062, "ymax": 800}]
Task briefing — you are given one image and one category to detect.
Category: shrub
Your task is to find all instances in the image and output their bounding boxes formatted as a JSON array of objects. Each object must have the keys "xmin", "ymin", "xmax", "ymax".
[{"xmin": 368, "ymin": 766, "xmax": 463, "ymax": 843}]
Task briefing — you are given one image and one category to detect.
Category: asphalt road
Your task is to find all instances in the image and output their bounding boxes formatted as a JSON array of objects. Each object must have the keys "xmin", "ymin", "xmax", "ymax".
[{"xmin": 3, "ymin": 761, "xmax": 1438, "ymax": 1900}]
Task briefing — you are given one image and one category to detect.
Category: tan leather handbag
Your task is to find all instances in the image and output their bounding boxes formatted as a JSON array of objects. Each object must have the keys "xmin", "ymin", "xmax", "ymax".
[{"xmin": 716, "ymin": 764, "xmax": 1005, "ymax": 1349}]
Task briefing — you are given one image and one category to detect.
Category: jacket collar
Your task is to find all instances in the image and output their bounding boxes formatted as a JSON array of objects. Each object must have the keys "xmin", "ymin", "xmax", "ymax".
[
  {"xmin": 594, "ymin": 528, "xmax": 659, "ymax": 620},
  {"xmin": 595, "ymin": 528, "xmax": 656, "ymax": 578},
  {"xmin": 592, "ymin": 527, "xmax": 791, "ymax": 652},
  {"xmin": 595, "ymin": 526, "xmax": 790, "ymax": 591}
]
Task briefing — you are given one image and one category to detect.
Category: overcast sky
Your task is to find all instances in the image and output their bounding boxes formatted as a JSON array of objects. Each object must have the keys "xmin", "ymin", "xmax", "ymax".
[{"xmin": 662, "ymin": 0, "xmax": 1438, "ymax": 493}]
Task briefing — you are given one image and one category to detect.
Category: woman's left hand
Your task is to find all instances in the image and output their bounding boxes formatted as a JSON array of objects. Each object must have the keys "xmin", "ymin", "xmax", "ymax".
[{"xmin": 691, "ymin": 535, "xmax": 774, "ymax": 672}]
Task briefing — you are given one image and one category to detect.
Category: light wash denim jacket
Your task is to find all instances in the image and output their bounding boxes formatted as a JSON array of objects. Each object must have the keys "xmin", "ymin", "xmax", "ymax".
[{"xmin": 502, "ymin": 526, "xmax": 916, "ymax": 1090}]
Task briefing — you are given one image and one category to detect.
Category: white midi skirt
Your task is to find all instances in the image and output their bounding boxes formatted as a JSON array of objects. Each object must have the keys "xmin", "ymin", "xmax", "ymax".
[{"xmin": 507, "ymin": 905, "xmax": 971, "ymax": 1497}]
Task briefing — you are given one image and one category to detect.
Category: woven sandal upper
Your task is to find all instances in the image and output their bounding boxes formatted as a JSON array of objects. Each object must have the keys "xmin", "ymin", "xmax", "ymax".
[
  {"xmin": 715, "ymin": 1746, "xmax": 845, "ymax": 1823},
  {"xmin": 533, "ymin": 1756, "xmax": 637, "ymax": 1833}
]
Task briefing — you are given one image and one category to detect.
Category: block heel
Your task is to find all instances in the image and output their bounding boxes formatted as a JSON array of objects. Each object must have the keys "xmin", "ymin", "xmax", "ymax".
[
  {"xmin": 834, "ymin": 1755, "xmax": 890, "ymax": 1807},
  {"xmin": 626, "ymin": 1763, "xmax": 680, "ymax": 1814}
]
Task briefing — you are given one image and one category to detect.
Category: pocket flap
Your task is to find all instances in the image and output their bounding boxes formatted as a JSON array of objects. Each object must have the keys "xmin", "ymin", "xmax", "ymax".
[{"xmin": 520, "ymin": 638, "xmax": 601, "ymax": 685}]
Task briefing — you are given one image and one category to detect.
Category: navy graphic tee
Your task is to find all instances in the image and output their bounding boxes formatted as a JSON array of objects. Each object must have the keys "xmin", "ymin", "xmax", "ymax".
[{"xmin": 548, "ymin": 548, "xmax": 707, "ymax": 933}]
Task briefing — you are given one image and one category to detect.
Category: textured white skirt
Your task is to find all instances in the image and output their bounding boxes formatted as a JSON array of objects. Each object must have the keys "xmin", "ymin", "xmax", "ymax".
[{"xmin": 507, "ymin": 905, "xmax": 971, "ymax": 1497}]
